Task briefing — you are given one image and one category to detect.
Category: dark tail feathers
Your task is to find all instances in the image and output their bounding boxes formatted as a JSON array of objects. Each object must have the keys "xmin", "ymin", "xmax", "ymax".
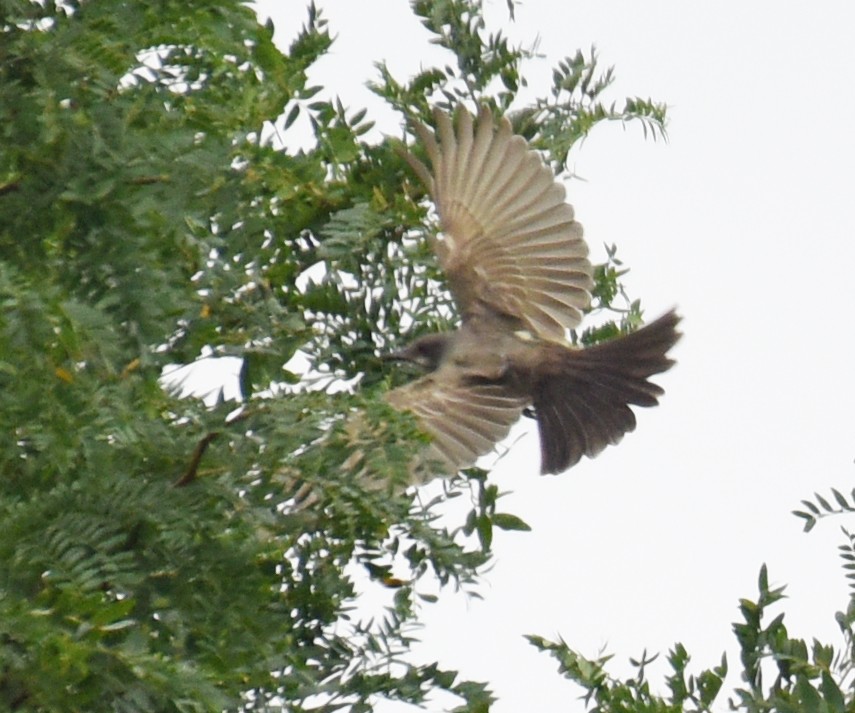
[{"xmin": 534, "ymin": 310, "xmax": 681, "ymax": 474}]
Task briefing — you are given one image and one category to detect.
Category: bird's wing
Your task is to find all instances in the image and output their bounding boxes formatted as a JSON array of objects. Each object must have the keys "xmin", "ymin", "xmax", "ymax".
[
  {"xmin": 386, "ymin": 372, "xmax": 527, "ymax": 475},
  {"xmin": 403, "ymin": 104, "xmax": 594, "ymax": 340}
]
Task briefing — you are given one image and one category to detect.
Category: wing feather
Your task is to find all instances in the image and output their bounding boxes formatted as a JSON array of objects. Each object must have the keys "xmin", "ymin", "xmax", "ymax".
[
  {"xmin": 386, "ymin": 372, "xmax": 526, "ymax": 475},
  {"xmin": 404, "ymin": 105, "xmax": 594, "ymax": 339}
]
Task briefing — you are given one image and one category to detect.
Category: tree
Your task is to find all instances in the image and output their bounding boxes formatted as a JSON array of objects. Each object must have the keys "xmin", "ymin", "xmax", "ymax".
[
  {"xmin": 529, "ymin": 489, "xmax": 855, "ymax": 713},
  {"xmin": 0, "ymin": 0, "xmax": 684, "ymax": 710}
]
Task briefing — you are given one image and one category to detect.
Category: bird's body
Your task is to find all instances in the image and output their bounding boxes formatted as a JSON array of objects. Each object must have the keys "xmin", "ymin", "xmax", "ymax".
[{"xmin": 386, "ymin": 105, "xmax": 681, "ymax": 476}]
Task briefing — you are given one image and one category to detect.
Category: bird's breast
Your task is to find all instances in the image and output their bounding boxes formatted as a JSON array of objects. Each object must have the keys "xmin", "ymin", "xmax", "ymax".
[{"xmin": 443, "ymin": 325, "xmax": 549, "ymax": 391}]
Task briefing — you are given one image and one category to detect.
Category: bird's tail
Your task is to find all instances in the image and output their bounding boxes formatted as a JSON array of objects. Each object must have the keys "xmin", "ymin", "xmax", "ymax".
[{"xmin": 534, "ymin": 310, "xmax": 681, "ymax": 474}]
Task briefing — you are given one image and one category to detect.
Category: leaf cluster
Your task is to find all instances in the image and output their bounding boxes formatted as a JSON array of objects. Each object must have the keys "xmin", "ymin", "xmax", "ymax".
[
  {"xmin": 527, "ymin": 634, "xmax": 726, "ymax": 713},
  {"xmin": 794, "ymin": 488, "xmax": 855, "ymax": 598},
  {"xmin": 531, "ymin": 47, "xmax": 668, "ymax": 171},
  {"xmin": 0, "ymin": 1, "xmax": 454, "ymax": 709},
  {"xmin": 527, "ymin": 513, "xmax": 855, "ymax": 713}
]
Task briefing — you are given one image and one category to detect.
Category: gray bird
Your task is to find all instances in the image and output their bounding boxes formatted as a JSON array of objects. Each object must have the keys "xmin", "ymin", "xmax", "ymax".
[{"xmin": 386, "ymin": 105, "xmax": 681, "ymax": 475}]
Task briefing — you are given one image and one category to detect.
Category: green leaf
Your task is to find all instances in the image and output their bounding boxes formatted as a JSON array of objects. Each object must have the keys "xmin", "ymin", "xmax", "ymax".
[
  {"xmin": 793, "ymin": 510, "xmax": 817, "ymax": 532},
  {"xmin": 476, "ymin": 514, "xmax": 493, "ymax": 552},
  {"xmin": 832, "ymin": 488, "xmax": 852, "ymax": 510},
  {"xmin": 820, "ymin": 670, "xmax": 846, "ymax": 713},
  {"xmin": 492, "ymin": 513, "xmax": 531, "ymax": 532},
  {"xmin": 815, "ymin": 492, "xmax": 833, "ymax": 511}
]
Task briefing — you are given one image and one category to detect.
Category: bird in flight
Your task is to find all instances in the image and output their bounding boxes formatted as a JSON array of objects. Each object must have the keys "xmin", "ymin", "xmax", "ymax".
[{"xmin": 386, "ymin": 105, "xmax": 680, "ymax": 476}]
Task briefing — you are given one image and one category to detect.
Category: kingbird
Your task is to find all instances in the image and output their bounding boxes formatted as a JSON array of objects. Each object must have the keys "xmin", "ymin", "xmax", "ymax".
[{"xmin": 386, "ymin": 105, "xmax": 680, "ymax": 475}]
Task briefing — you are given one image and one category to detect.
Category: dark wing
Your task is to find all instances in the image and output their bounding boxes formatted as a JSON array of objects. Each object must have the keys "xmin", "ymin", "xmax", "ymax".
[
  {"xmin": 403, "ymin": 104, "xmax": 593, "ymax": 340},
  {"xmin": 386, "ymin": 372, "xmax": 526, "ymax": 476}
]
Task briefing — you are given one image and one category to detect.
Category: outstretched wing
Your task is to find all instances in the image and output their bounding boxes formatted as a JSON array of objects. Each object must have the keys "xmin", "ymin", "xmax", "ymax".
[
  {"xmin": 404, "ymin": 105, "xmax": 593, "ymax": 340},
  {"xmin": 386, "ymin": 373, "xmax": 526, "ymax": 476}
]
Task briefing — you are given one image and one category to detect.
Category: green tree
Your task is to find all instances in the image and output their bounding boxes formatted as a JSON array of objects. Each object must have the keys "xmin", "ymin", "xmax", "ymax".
[
  {"xmin": 530, "ymin": 489, "xmax": 855, "ymax": 713},
  {"xmin": 0, "ymin": 0, "xmax": 667, "ymax": 710}
]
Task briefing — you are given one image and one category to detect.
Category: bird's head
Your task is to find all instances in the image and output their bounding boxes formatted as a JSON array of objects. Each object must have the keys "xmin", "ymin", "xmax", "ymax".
[{"xmin": 383, "ymin": 332, "xmax": 451, "ymax": 372}]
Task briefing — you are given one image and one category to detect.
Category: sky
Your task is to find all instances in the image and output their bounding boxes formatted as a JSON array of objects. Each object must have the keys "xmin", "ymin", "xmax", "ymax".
[{"xmin": 245, "ymin": 2, "xmax": 855, "ymax": 710}]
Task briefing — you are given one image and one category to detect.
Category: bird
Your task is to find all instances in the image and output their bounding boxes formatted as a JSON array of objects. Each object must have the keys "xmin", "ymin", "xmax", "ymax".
[{"xmin": 385, "ymin": 104, "xmax": 681, "ymax": 476}]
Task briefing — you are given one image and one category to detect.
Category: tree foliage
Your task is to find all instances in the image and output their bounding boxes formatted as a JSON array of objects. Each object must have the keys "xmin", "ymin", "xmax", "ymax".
[
  {"xmin": 531, "ymin": 551, "xmax": 855, "ymax": 713},
  {"xmin": 6, "ymin": 1, "xmax": 851, "ymax": 713}
]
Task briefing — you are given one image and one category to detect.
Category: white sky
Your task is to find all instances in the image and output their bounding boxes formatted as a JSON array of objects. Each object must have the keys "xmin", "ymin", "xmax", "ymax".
[{"xmin": 251, "ymin": 2, "xmax": 855, "ymax": 710}]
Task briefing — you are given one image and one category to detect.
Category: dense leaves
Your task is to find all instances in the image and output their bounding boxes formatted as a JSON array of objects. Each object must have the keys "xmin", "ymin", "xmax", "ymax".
[{"xmin": 1, "ymin": 1, "xmax": 423, "ymax": 709}]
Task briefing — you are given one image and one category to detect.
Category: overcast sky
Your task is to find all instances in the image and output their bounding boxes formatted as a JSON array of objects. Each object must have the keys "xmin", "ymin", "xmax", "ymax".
[{"xmin": 248, "ymin": 2, "xmax": 855, "ymax": 710}]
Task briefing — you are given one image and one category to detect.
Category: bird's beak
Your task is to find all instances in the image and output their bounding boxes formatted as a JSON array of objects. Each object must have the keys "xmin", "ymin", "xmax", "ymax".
[
  {"xmin": 380, "ymin": 350, "xmax": 406, "ymax": 363},
  {"xmin": 381, "ymin": 347, "xmax": 429, "ymax": 370}
]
